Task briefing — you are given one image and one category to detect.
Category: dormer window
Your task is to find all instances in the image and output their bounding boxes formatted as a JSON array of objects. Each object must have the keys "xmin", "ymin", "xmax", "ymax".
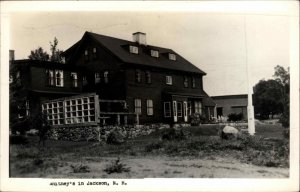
[
  {"xmin": 150, "ymin": 50, "xmax": 159, "ymax": 58},
  {"xmin": 104, "ymin": 71, "xmax": 109, "ymax": 83},
  {"xmin": 166, "ymin": 76, "xmax": 172, "ymax": 85},
  {"xmin": 93, "ymin": 47, "xmax": 97, "ymax": 59},
  {"xmin": 129, "ymin": 45, "xmax": 139, "ymax": 54},
  {"xmin": 169, "ymin": 53, "xmax": 176, "ymax": 61},
  {"xmin": 84, "ymin": 50, "xmax": 89, "ymax": 61},
  {"xmin": 95, "ymin": 72, "xmax": 101, "ymax": 84}
]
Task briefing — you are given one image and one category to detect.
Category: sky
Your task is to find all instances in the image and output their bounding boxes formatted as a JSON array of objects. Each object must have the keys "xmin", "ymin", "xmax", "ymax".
[{"xmin": 5, "ymin": 1, "xmax": 297, "ymax": 96}]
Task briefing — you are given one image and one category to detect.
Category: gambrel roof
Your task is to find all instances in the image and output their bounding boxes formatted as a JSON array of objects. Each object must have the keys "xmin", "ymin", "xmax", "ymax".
[{"xmin": 64, "ymin": 32, "xmax": 206, "ymax": 75}]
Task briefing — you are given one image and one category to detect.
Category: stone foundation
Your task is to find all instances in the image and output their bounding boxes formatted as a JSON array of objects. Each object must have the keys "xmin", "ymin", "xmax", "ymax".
[{"xmin": 48, "ymin": 123, "xmax": 172, "ymax": 142}]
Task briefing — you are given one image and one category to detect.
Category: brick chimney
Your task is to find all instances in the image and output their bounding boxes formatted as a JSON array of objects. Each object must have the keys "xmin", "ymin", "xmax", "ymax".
[
  {"xmin": 9, "ymin": 50, "xmax": 15, "ymax": 62},
  {"xmin": 132, "ymin": 32, "xmax": 146, "ymax": 45}
]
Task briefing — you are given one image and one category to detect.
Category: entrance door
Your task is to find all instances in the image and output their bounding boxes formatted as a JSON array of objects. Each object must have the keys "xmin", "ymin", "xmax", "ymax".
[{"xmin": 217, "ymin": 107, "xmax": 223, "ymax": 117}]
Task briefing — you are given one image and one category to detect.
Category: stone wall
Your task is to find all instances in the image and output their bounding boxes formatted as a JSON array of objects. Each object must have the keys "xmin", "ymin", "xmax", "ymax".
[{"xmin": 48, "ymin": 123, "xmax": 172, "ymax": 142}]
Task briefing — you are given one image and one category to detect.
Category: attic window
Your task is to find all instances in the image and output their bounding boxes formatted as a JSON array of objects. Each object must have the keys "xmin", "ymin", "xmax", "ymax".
[
  {"xmin": 129, "ymin": 46, "xmax": 138, "ymax": 54},
  {"xmin": 84, "ymin": 50, "xmax": 89, "ymax": 61},
  {"xmin": 150, "ymin": 50, "xmax": 159, "ymax": 58},
  {"xmin": 93, "ymin": 48, "xmax": 97, "ymax": 59},
  {"xmin": 169, "ymin": 53, "xmax": 176, "ymax": 61}
]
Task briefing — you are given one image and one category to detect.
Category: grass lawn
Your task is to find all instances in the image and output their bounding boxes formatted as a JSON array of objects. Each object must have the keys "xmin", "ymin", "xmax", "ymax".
[{"xmin": 9, "ymin": 123, "xmax": 289, "ymax": 178}]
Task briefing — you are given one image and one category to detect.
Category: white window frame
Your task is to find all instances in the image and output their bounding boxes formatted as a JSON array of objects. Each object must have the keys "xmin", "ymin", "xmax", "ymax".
[
  {"xmin": 166, "ymin": 76, "xmax": 172, "ymax": 85},
  {"xmin": 55, "ymin": 70, "xmax": 64, "ymax": 87},
  {"xmin": 134, "ymin": 99, "xmax": 142, "ymax": 114},
  {"xmin": 164, "ymin": 102, "xmax": 171, "ymax": 117},
  {"xmin": 183, "ymin": 101, "xmax": 188, "ymax": 122},
  {"xmin": 173, "ymin": 101, "xmax": 178, "ymax": 122},
  {"xmin": 169, "ymin": 53, "xmax": 176, "ymax": 61},
  {"xmin": 129, "ymin": 45, "xmax": 139, "ymax": 54},
  {"xmin": 195, "ymin": 101, "xmax": 202, "ymax": 114},
  {"xmin": 46, "ymin": 69, "xmax": 54, "ymax": 86},
  {"xmin": 146, "ymin": 99, "xmax": 153, "ymax": 116},
  {"xmin": 150, "ymin": 50, "xmax": 159, "ymax": 58},
  {"xmin": 84, "ymin": 50, "xmax": 89, "ymax": 60},
  {"xmin": 71, "ymin": 72, "xmax": 78, "ymax": 87}
]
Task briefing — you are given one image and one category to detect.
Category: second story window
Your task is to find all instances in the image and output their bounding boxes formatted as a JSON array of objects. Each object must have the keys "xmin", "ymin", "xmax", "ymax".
[
  {"xmin": 84, "ymin": 50, "xmax": 89, "ymax": 61},
  {"xmin": 71, "ymin": 72, "xmax": 78, "ymax": 88},
  {"xmin": 104, "ymin": 71, "xmax": 109, "ymax": 84},
  {"xmin": 46, "ymin": 69, "xmax": 54, "ymax": 86},
  {"xmin": 146, "ymin": 71, "xmax": 151, "ymax": 84},
  {"xmin": 134, "ymin": 99, "xmax": 142, "ymax": 114},
  {"xmin": 95, "ymin": 72, "xmax": 101, "ymax": 84},
  {"xmin": 166, "ymin": 76, "xmax": 172, "ymax": 85},
  {"xmin": 135, "ymin": 70, "xmax": 141, "ymax": 83},
  {"xmin": 192, "ymin": 77, "xmax": 196, "ymax": 88},
  {"xmin": 83, "ymin": 76, "xmax": 87, "ymax": 86},
  {"xmin": 93, "ymin": 47, "xmax": 97, "ymax": 59},
  {"xmin": 129, "ymin": 45, "xmax": 139, "ymax": 54},
  {"xmin": 146, "ymin": 99, "xmax": 153, "ymax": 116},
  {"xmin": 150, "ymin": 50, "xmax": 159, "ymax": 58},
  {"xmin": 183, "ymin": 76, "xmax": 188, "ymax": 87},
  {"xmin": 55, "ymin": 70, "xmax": 64, "ymax": 87},
  {"xmin": 169, "ymin": 53, "xmax": 176, "ymax": 61}
]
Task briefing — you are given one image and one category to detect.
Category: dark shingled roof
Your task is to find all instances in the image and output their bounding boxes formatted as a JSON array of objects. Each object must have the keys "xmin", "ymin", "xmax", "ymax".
[{"xmin": 65, "ymin": 32, "xmax": 206, "ymax": 75}]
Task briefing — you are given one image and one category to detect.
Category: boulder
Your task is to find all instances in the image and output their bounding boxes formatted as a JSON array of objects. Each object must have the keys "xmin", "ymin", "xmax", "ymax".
[{"xmin": 221, "ymin": 125, "xmax": 239, "ymax": 140}]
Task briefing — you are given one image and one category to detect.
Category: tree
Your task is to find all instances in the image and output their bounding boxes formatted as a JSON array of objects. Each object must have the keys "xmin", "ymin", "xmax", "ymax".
[
  {"xmin": 28, "ymin": 37, "xmax": 64, "ymax": 63},
  {"xmin": 50, "ymin": 37, "xmax": 64, "ymax": 63},
  {"xmin": 31, "ymin": 112, "xmax": 51, "ymax": 147},
  {"xmin": 253, "ymin": 79, "xmax": 283, "ymax": 119},
  {"xmin": 28, "ymin": 47, "xmax": 50, "ymax": 61},
  {"xmin": 273, "ymin": 65, "xmax": 290, "ymax": 129}
]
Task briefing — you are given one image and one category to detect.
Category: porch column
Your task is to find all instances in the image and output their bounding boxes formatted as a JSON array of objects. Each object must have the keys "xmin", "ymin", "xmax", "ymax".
[{"xmin": 173, "ymin": 101, "xmax": 177, "ymax": 122}]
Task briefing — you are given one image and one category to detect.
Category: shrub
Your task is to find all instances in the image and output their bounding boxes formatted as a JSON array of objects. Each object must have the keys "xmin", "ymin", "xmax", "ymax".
[
  {"xmin": 104, "ymin": 158, "xmax": 130, "ymax": 174},
  {"xmin": 10, "ymin": 135, "xmax": 28, "ymax": 145},
  {"xmin": 70, "ymin": 164, "xmax": 90, "ymax": 173},
  {"xmin": 228, "ymin": 113, "xmax": 243, "ymax": 122},
  {"xmin": 145, "ymin": 141, "xmax": 163, "ymax": 152},
  {"xmin": 161, "ymin": 128, "xmax": 190, "ymax": 141},
  {"xmin": 106, "ymin": 130, "xmax": 125, "ymax": 145},
  {"xmin": 189, "ymin": 113, "xmax": 207, "ymax": 125}
]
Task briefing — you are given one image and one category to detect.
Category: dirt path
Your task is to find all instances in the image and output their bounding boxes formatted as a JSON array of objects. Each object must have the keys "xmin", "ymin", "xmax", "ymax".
[{"xmin": 32, "ymin": 155, "xmax": 288, "ymax": 178}]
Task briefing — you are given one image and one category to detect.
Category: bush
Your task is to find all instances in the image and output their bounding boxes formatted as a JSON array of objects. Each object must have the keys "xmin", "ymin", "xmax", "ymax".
[
  {"xmin": 70, "ymin": 164, "xmax": 90, "ymax": 173},
  {"xmin": 189, "ymin": 113, "xmax": 207, "ymax": 125},
  {"xmin": 145, "ymin": 141, "xmax": 163, "ymax": 152},
  {"xmin": 106, "ymin": 130, "xmax": 125, "ymax": 145},
  {"xmin": 104, "ymin": 158, "xmax": 130, "ymax": 174},
  {"xmin": 10, "ymin": 135, "xmax": 28, "ymax": 145},
  {"xmin": 161, "ymin": 128, "xmax": 190, "ymax": 141},
  {"xmin": 228, "ymin": 113, "xmax": 243, "ymax": 122}
]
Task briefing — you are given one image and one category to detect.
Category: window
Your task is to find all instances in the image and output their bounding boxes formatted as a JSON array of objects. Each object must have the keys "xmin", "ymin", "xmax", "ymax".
[
  {"xmin": 150, "ymin": 50, "xmax": 159, "ymax": 58},
  {"xmin": 55, "ymin": 70, "xmax": 64, "ymax": 87},
  {"xmin": 129, "ymin": 45, "xmax": 138, "ymax": 54},
  {"xmin": 183, "ymin": 76, "xmax": 188, "ymax": 87},
  {"xmin": 145, "ymin": 71, "xmax": 151, "ymax": 84},
  {"xmin": 195, "ymin": 101, "xmax": 202, "ymax": 114},
  {"xmin": 187, "ymin": 101, "xmax": 192, "ymax": 115},
  {"xmin": 95, "ymin": 72, "xmax": 101, "ymax": 84},
  {"xmin": 135, "ymin": 70, "xmax": 141, "ymax": 83},
  {"xmin": 166, "ymin": 76, "xmax": 172, "ymax": 85},
  {"xmin": 84, "ymin": 50, "xmax": 89, "ymax": 61},
  {"xmin": 93, "ymin": 47, "xmax": 97, "ymax": 59},
  {"xmin": 18, "ymin": 100, "xmax": 30, "ymax": 119},
  {"xmin": 134, "ymin": 99, "xmax": 142, "ymax": 114},
  {"xmin": 104, "ymin": 71, "xmax": 109, "ymax": 83},
  {"xmin": 177, "ymin": 102, "xmax": 182, "ymax": 117},
  {"xmin": 46, "ymin": 69, "xmax": 54, "ymax": 86},
  {"xmin": 146, "ymin": 99, "xmax": 153, "ymax": 116},
  {"xmin": 83, "ymin": 76, "xmax": 87, "ymax": 86},
  {"xmin": 192, "ymin": 77, "xmax": 196, "ymax": 88},
  {"xmin": 169, "ymin": 53, "xmax": 176, "ymax": 61},
  {"xmin": 164, "ymin": 102, "xmax": 171, "ymax": 117},
  {"xmin": 71, "ymin": 72, "xmax": 78, "ymax": 87}
]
